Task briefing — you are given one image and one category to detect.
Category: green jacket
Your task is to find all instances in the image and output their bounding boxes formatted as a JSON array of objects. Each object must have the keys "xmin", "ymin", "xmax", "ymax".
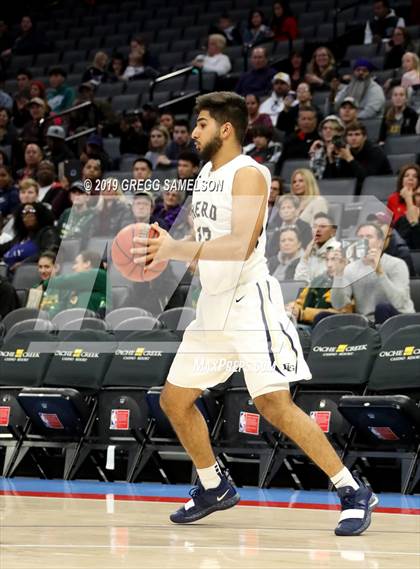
[
  {"xmin": 40, "ymin": 268, "xmax": 108, "ymax": 316},
  {"xmin": 57, "ymin": 206, "xmax": 95, "ymax": 242}
]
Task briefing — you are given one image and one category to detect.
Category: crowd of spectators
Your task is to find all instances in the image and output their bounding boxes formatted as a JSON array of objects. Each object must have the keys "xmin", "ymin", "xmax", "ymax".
[{"xmin": 0, "ymin": 0, "xmax": 419, "ymax": 324}]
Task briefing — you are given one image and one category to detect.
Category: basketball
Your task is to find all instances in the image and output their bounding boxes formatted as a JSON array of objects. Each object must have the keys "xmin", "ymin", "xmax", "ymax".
[{"xmin": 111, "ymin": 222, "xmax": 168, "ymax": 282}]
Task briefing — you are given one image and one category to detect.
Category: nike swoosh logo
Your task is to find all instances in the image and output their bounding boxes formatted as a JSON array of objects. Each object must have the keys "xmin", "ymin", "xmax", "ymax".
[
  {"xmin": 217, "ymin": 490, "xmax": 230, "ymax": 501},
  {"xmin": 236, "ymin": 296, "xmax": 245, "ymax": 303}
]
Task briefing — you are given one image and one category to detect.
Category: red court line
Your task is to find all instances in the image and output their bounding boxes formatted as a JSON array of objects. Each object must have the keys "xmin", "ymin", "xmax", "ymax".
[{"xmin": 1, "ymin": 490, "xmax": 419, "ymax": 515}]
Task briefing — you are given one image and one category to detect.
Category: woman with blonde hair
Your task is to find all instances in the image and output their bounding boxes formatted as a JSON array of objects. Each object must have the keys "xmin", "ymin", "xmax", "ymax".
[
  {"xmin": 401, "ymin": 52, "xmax": 420, "ymax": 90},
  {"xmin": 145, "ymin": 125, "xmax": 171, "ymax": 169},
  {"xmin": 290, "ymin": 168, "xmax": 328, "ymax": 224},
  {"xmin": 379, "ymin": 85, "xmax": 418, "ymax": 143},
  {"xmin": 82, "ymin": 51, "xmax": 109, "ymax": 85},
  {"xmin": 305, "ymin": 46, "xmax": 337, "ymax": 91}
]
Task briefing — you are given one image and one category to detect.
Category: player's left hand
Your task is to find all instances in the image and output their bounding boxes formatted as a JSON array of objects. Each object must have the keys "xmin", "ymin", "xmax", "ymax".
[{"xmin": 131, "ymin": 223, "xmax": 173, "ymax": 264}]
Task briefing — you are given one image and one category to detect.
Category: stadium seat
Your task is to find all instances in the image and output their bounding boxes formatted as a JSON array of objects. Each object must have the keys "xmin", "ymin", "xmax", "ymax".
[
  {"xmin": 111, "ymin": 94, "xmax": 139, "ymax": 113},
  {"xmin": 102, "ymin": 138, "xmax": 121, "ymax": 164},
  {"xmin": 96, "ymin": 83, "xmax": 125, "ymax": 98},
  {"xmin": 311, "ymin": 313, "xmax": 370, "ymax": 344},
  {"xmin": 157, "ymin": 307, "xmax": 196, "ymax": 333},
  {"xmin": 111, "ymin": 286, "xmax": 131, "ymax": 309},
  {"xmin": 410, "ymin": 279, "xmax": 420, "ymax": 311},
  {"xmin": 344, "ymin": 44, "xmax": 379, "ymax": 61},
  {"xmin": 60, "ymin": 317, "xmax": 109, "ymax": 332},
  {"xmin": 106, "ymin": 307, "xmax": 153, "ymax": 330},
  {"xmin": 280, "ymin": 159, "xmax": 310, "ymax": 182},
  {"xmin": 339, "ymin": 324, "xmax": 420, "ymax": 493},
  {"xmin": 319, "ymin": 178, "xmax": 357, "ymax": 196},
  {"xmin": 4, "ymin": 319, "xmax": 55, "ymax": 342},
  {"xmin": 388, "ymin": 154, "xmax": 417, "ymax": 175},
  {"xmin": 384, "ymin": 135, "xmax": 420, "ymax": 156},
  {"xmin": 51, "ymin": 308, "xmax": 97, "ymax": 330},
  {"xmin": 9, "ymin": 330, "xmax": 117, "ymax": 479},
  {"xmin": 360, "ymin": 176, "xmax": 397, "ymax": 202},
  {"xmin": 12, "ymin": 264, "xmax": 40, "ymax": 291},
  {"xmin": 277, "ymin": 280, "xmax": 307, "ymax": 304},
  {"xmin": 0, "ymin": 330, "xmax": 57, "ymax": 476},
  {"xmin": 363, "ymin": 118, "xmax": 382, "ymax": 142},
  {"xmin": 411, "ymin": 251, "xmax": 420, "ymax": 277},
  {"xmin": 379, "ymin": 313, "xmax": 420, "ymax": 343},
  {"xmin": 113, "ymin": 316, "xmax": 162, "ymax": 332},
  {"xmin": 0, "ymin": 308, "xmax": 50, "ymax": 339},
  {"xmin": 56, "ymin": 239, "xmax": 81, "ymax": 263}
]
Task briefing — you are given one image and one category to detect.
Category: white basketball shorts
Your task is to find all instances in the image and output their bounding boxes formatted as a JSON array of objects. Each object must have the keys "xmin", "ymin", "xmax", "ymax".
[{"xmin": 168, "ymin": 276, "xmax": 312, "ymax": 399}]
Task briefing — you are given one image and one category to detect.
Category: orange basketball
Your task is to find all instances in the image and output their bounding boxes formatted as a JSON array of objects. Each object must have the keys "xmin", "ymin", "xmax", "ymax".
[{"xmin": 111, "ymin": 223, "xmax": 168, "ymax": 282}]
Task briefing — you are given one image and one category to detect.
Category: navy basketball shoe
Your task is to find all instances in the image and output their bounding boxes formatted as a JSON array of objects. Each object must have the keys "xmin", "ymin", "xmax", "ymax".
[
  {"xmin": 170, "ymin": 476, "xmax": 240, "ymax": 524},
  {"xmin": 335, "ymin": 479, "xmax": 379, "ymax": 536}
]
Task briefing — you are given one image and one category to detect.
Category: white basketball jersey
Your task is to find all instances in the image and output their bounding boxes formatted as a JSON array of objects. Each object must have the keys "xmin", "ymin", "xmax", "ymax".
[{"xmin": 191, "ymin": 154, "xmax": 271, "ymax": 294}]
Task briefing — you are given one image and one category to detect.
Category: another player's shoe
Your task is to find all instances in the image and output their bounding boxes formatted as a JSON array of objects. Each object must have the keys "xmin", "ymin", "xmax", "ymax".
[
  {"xmin": 335, "ymin": 479, "xmax": 379, "ymax": 536},
  {"xmin": 170, "ymin": 476, "xmax": 240, "ymax": 524}
]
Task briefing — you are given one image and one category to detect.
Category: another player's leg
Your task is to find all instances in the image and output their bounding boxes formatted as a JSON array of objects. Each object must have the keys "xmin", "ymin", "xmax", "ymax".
[
  {"xmin": 160, "ymin": 382, "xmax": 240, "ymax": 523},
  {"xmin": 253, "ymin": 390, "xmax": 378, "ymax": 536}
]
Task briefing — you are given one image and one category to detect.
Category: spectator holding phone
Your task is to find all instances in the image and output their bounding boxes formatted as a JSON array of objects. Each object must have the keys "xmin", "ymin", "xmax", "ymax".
[
  {"xmin": 276, "ymin": 82, "xmax": 321, "ymax": 135},
  {"xmin": 309, "ymin": 115, "xmax": 345, "ymax": 179},
  {"xmin": 331, "ymin": 222, "xmax": 414, "ymax": 323}
]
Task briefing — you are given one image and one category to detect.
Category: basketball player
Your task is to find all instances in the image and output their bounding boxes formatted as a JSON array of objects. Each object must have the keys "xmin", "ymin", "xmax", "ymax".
[{"xmin": 131, "ymin": 92, "xmax": 377, "ymax": 535}]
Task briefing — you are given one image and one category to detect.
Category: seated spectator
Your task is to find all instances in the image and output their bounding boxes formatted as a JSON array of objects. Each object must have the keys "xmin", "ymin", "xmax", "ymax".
[
  {"xmin": 276, "ymin": 82, "xmax": 321, "ymax": 135},
  {"xmin": 331, "ymin": 222, "xmax": 414, "ymax": 324},
  {"xmin": 209, "ymin": 13, "xmax": 242, "ymax": 46},
  {"xmin": 335, "ymin": 60, "xmax": 385, "ymax": 119},
  {"xmin": 244, "ymin": 94, "xmax": 273, "ymax": 144},
  {"xmin": 275, "ymin": 107, "xmax": 320, "ymax": 174},
  {"xmin": 0, "ymin": 202, "xmax": 58, "ymax": 270},
  {"xmin": 379, "ymin": 86, "xmax": 418, "ymax": 143},
  {"xmin": 267, "ymin": 194, "xmax": 312, "ymax": 247},
  {"xmin": 164, "ymin": 120, "xmax": 197, "ymax": 167},
  {"xmin": 57, "ymin": 180, "xmax": 95, "ymax": 243},
  {"xmin": 0, "ymin": 107, "xmax": 17, "ymax": 146},
  {"xmin": 88, "ymin": 180, "xmax": 132, "ymax": 238},
  {"xmin": 323, "ymin": 121, "xmax": 392, "ymax": 189},
  {"xmin": 177, "ymin": 151, "xmax": 200, "ymax": 181},
  {"xmin": 387, "ymin": 163, "xmax": 420, "ymax": 223},
  {"xmin": 132, "ymin": 157, "xmax": 153, "ymax": 181},
  {"xmin": 268, "ymin": 226, "xmax": 303, "ymax": 280},
  {"xmin": 0, "ymin": 274, "xmax": 19, "ymax": 317},
  {"xmin": 259, "ymin": 72, "xmax": 291, "ymax": 126},
  {"xmin": 18, "ymin": 178, "xmax": 39, "ymax": 205},
  {"xmin": 235, "ymin": 47, "xmax": 276, "ymax": 97},
  {"xmin": 108, "ymin": 53, "xmax": 126, "ymax": 82},
  {"xmin": 12, "ymin": 91, "xmax": 31, "ymax": 129},
  {"xmin": 46, "ymin": 67, "xmax": 75, "ymax": 113},
  {"xmin": 290, "ymin": 169, "xmax": 329, "ymax": 226},
  {"xmin": 286, "ymin": 248, "xmax": 353, "ymax": 326},
  {"xmin": 37, "ymin": 250, "xmax": 107, "ymax": 316},
  {"xmin": 267, "ymin": 176, "xmax": 284, "ymax": 217},
  {"xmin": 70, "ymin": 82, "xmax": 118, "ymax": 136},
  {"xmin": 0, "ymin": 88, "xmax": 12, "ymax": 112},
  {"xmin": 270, "ymin": 1, "xmax": 298, "ymax": 42},
  {"xmin": 0, "ymin": 165, "xmax": 18, "ymax": 221},
  {"xmin": 309, "ymin": 115, "xmax": 345, "ymax": 180},
  {"xmin": 244, "ymin": 124, "xmax": 281, "ymax": 164},
  {"xmin": 82, "ymin": 51, "xmax": 109, "ymax": 86},
  {"xmin": 37, "ymin": 160, "xmax": 71, "ymax": 219},
  {"xmin": 242, "ymin": 10, "xmax": 273, "ymax": 46},
  {"xmin": 295, "ymin": 211, "xmax": 339, "ymax": 283},
  {"xmin": 122, "ymin": 47, "xmax": 158, "ymax": 81},
  {"xmin": 14, "ymin": 68, "xmax": 32, "ymax": 96},
  {"xmin": 1, "ymin": 15, "xmax": 47, "ymax": 57},
  {"xmin": 82, "ymin": 158, "xmax": 103, "ymax": 194},
  {"xmin": 45, "ymin": 125, "xmax": 74, "ymax": 168},
  {"xmin": 145, "ymin": 125, "xmax": 171, "ymax": 169},
  {"xmin": 394, "ymin": 182, "xmax": 420, "ymax": 250},
  {"xmin": 159, "ymin": 111, "xmax": 175, "ymax": 137},
  {"xmin": 141, "ymin": 103, "xmax": 160, "ymax": 134},
  {"xmin": 192, "ymin": 34, "xmax": 231, "ymax": 77},
  {"xmin": 119, "ymin": 111, "xmax": 149, "ymax": 156},
  {"xmin": 338, "ymin": 96, "xmax": 358, "ymax": 127},
  {"xmin": 305, "ymin": 47, "xmax": 337, "ymax": 92},
  {"xmin": 285, "ymin": 50, "xmax": 306, "ymax": 91},
  {"xmin": 364, "ymin": 0, "xmax": 405, "ymax": 44},
  {"xmin": 34, "ymin": 250, "xmax": 59, "ymax": 312},
  {"xmin": 384, "ymin": 27, "xmax": 414, "ymax": 70},
  {"xmin": 17, "ymin": 143, "xmax": 43, "ymax": 180},
  {"xmin": 131, "ymin": 190, "xmax": 156, "ymax": 224},
  {"xmin": 401, "ymin": 52, "xmax": 420, "ymax": 90},
  {"xmin": 129, "ymin": 36, "xmax": 159, "ymax": 70},
  {"xmin": 29, "ymin": 80, "xmax": 47, "ymax": 102},
  {"xmin": 80, "ymin": 133, "xmax": 112, "ymax": 172},
  {"xmin": 153, "ymin": 189, "xmax": 183, "ymax": 230},
  {"xmin": 21, "ymin": 97, "xmax": 49, "ymax": 147}
]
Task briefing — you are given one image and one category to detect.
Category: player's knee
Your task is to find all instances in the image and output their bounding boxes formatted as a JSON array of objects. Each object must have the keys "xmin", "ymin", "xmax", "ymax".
[
  {"xmin": 160, "ymin": 386, "xmax": 192, "ymax": 420},
  {"xmin": 254, "ymin": 391, "xmax": 293, "ymax": 423}
]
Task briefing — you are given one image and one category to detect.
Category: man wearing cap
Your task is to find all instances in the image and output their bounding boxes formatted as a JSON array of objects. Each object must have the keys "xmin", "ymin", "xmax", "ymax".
[
  {"xmin": 236, "ymin": 46, "xmax": 276, "ymax": 97},
  {"xmin": 338, "ymin": 97, "xmax": 358, "ymax": 127},
  {"xmin": 70, "ymin": 82, "xmax": 118, "ymax": 135},
  {"xmin": 56, "ymin": 180, "xmax": 95, "ymax": 242},
  {"xmin": 259, "ymin": 72, "xmax": 292, "ymax": 125},
  {"xmin": 80, "ymin": 133, "xmax": 112, "ymax": 171},
  {"xmin": 46, "ymin": 125, "xmax": 74, "ymax": 168},
  {"xmin": 21, "ymin": 97, "xmax": 48, "ymax": 146},
  {"xmin": 131, "ymin": 190, "xmax": 158, "ymax": 225},
  {"xmin": 46, "ymin": 66, "xmax": 75, "ymax": 113},
  {"xmin": 335, "ymin": 59, "xmax": 385, "ymax": 119}
]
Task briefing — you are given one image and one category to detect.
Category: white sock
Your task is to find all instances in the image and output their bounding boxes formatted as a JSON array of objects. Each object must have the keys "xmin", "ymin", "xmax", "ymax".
[
  {"xmin": 330, "ymin": 467, "xmax": 360, "ymax": 491},
  {"xmin": 197, "ymin": 462, "xmax": 222, "ymax": 490}
]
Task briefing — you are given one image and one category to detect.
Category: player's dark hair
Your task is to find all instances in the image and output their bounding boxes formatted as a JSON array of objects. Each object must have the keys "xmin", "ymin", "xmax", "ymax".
[{"xmin": 194, "ymin": 91, "xmax": 248, "ymax": 144}]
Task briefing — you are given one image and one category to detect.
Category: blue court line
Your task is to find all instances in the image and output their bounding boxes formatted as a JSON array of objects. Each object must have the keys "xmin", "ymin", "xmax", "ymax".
[{"xmin": 1, "ymin": 478, "xmax": 419, "ymax": 511}]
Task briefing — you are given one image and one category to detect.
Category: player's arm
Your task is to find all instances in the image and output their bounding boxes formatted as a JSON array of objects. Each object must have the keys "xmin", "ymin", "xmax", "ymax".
[{"xmin": 131, "ymin": 166, "xmax": 267, "ymax": 264}]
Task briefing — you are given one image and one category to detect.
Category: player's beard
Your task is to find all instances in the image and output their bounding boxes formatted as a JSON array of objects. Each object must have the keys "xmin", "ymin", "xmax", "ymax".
[{"xmin": 199, "ymin": 134, "xmax": 223, "ymax": 162}]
